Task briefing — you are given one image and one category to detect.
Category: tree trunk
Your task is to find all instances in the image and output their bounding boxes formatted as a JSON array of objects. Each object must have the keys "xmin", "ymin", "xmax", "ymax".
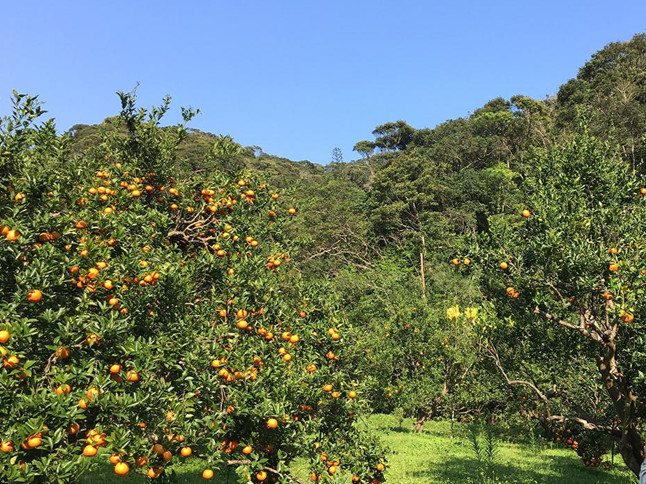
[
  {"xmin": 420, "ymin": 233, "xmax": 427, "ymax": 301},
  {"xmin": 617, "ymin": 427, "xmax": 642, "ymax": 476},
  {"xmin": 597, "ymin": 341, "xmax": 643, "ymax": 476},
  {"xmin": 415, "ymin": 398, "xmax": 439, "ymax": 433},
  {"xmin": 420, "ymin": 251, "xmax": 426, "ymax": 301},
  {"xmin": 415, "ymin": 409, "xmax": 433, "ymax": 433}
]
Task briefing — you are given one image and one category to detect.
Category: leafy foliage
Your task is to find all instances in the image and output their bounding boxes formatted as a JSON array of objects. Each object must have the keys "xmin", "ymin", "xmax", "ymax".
[{"xmin": 0, "ymin": 92, "xmax": 385, "ymax": 483}]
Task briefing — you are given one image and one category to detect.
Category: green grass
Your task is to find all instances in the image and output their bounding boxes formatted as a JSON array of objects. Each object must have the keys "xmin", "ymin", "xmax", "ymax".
[
  {"xmin": 368, "ymin": 415, "xmax": 634, "ymax": 483},
  {"xmin": 83, "ymin": 414, "xmax": 636, "ymax": 483}
]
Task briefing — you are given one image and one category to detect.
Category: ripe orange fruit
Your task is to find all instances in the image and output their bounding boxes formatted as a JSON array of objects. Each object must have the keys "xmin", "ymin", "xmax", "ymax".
[
  {"xmin": 376, "ymin": 463, "xmax": 385, "ymax": 471},
  {"xmin": 621, "ymin": 312, "xmax": 635, "ymax": 323},
  {"xmin": 609, "ymin": 247, "xmax": 618, "ymax": 254},
  {"xmin": 55, "ymin": 346, "xmax": 70, "ymax": 359},
  {"xmin": 114, "ymin": 462, "xmax": 129, "ymax": 476},
  {"xmin": 451, "ymin": 258, "xmax": 459, "ymax": 265},
  {"xmin": 202, "ymin": 468, "xmax": 214, "ymax": 479},
  {"xmin": 109, "ymin": 453, "xmax": 121, "ymax": 464},
  {"xmin": 86, "ymin": 387, "xmax": 100, "ymax": 400},
  {"xmin": 56, "ymin": 384, "xmax": 71, "ymax": 395},
  {"xmin": 499, "ymin": 262, "xmax": 508, "ymax": 270},
  {"xmin": 242, "ymin": 445, "xmax": 253, "ymax": 455},
  {"xmin": 463, "ymin": 257, "xmax": 471, "ymax": 265},
  {"xmin": 85, "ymin": 334, "xmax": 100, "ymax": 345},
  {"xmin": 609, "ymin": 263, "xmax": 618, "ymax": 272},
  {"xmin": 328, "ymin": 466, "xmax": 337, "ymax": 475},
  {"xmin": 6, "ymin": 229, "xmax": 20, "ymax": 241},
  {"xmin": 27, "ymin": 289, "xmax": 43, "ymax": 302},
  {"xmin": 152, "ymin": 444, "xmax": 165, "ymax": 455},
  {"xmin": 4, "ymin": 355, "xmax": 19, "ymax": 369},
  {"xmin": 78, "ymin": 398, "xmax": 88, "ymax": 409},
  {"xmin": 135, "ymin": 456, "xmax": 148, "ymax": 467},
  {"xmin": 256, "ymin": 470, "xmax": 268, "ymax": 481},
  {"xmin": 640, "ymin": 187, "xmax": 646, "ymax": 195},
  {"xmin": 148, "ymin": 467, "xmax": 163, "ymax": 478},
  {"xmin": 521, "ymin": 209, "xmax": 531, "ymax": 218},
  {"xmin": 83, "ymin": 445, "xmax": 98, "ymax": 457},
  {"xmin": 348, "ymin": 390, "xmax": 357, "ymax": 399},
  {"xmin": 323, "ymin": 384, "xmax": 333, "ymax": 392},
  {"xmin": 126, "ymin": 370, "xmax": 140, "ymax": 382},
  {"xmin": 162, "ymin": 450, "xmax": 172, "ymax": 461},
  {"xmin": 26, "ymin": 435, "xmax": 42, "ymax": 449},
  {"xmin": 110, "ymin": 363, "xmax": 122, "ymax": 374},
  {"xmin": 266, "ymin": 418, "xmax": 278, "ymax": 429},
  {"xmin": 1, "ymin": 440, "xmax": 14, "ymax": 453},
  {"xmin": 0, "ymin": 330, "xmax": 9, "ymax": 344},
  {"xmin": 180, "ymin": 446, "xmax": 192, "ymax": 457}
]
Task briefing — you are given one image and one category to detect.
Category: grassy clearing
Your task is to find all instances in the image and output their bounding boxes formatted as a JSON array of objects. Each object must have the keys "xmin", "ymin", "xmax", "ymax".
[
  {"xmin": 368, "ymin": 415, "xmax": 633, "ymax": 483},
  {"xmin": 83, "ymin": 414, "xmax": 636, "ymax": 483}
]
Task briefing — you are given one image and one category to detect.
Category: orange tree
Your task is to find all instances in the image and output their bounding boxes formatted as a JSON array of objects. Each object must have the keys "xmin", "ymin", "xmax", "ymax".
[
  {"xmin": 473, "ymin": 131, "xmax": 646, "ymax": 475},
  {"xmin": 335, "ymin": 260, "xmax": 506, "ymax": 433},
  {"xmin": 0, "ymin": 91, "xmax": 385, "ymax": 483}
]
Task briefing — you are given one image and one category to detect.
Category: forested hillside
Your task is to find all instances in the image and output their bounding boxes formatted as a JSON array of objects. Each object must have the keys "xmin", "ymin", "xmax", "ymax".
[{"xmin": 1, "ymin": 33, "xmax": 645, "ymax": 483}]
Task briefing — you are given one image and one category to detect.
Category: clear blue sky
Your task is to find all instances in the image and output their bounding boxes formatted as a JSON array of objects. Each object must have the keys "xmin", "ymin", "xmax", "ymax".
[{"xmin": 2, "ymin": 1, "xmax": 645, "ymax": 164}]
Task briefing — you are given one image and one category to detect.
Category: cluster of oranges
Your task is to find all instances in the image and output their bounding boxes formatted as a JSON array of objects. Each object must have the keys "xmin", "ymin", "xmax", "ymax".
[
  {"xmin": 1, "ymin": 156, "xmax": 385, "ymax": 483},
  {"xmin": 552, "ymin": 424, "xmax": 610, "ymax": 469},
  {"xmin": 1, "ymin": 225, "xmax": 21, "ymax": 242}
]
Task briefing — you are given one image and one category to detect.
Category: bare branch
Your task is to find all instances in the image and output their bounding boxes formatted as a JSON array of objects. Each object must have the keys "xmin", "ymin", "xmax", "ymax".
[
  {"xmin": 533, "ymin": 307, "xmax": 603, "ymax": 343},
  {"xmin": 547, "ymin": 415, "xmax": 621, "ymax": 438}
]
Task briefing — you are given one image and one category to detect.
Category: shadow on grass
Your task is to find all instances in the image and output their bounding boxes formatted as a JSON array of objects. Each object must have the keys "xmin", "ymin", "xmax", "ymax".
[
  {"xmin": 79, "ymin": 460, "xmax": 231, "ymax": 484},
  {"xmin": 412, "ymin": 454, "xmax": 633, "ymax": 484},
  {"xmin": 388, "ymin": 425, "xmax": 417, "ymax": 434}
]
